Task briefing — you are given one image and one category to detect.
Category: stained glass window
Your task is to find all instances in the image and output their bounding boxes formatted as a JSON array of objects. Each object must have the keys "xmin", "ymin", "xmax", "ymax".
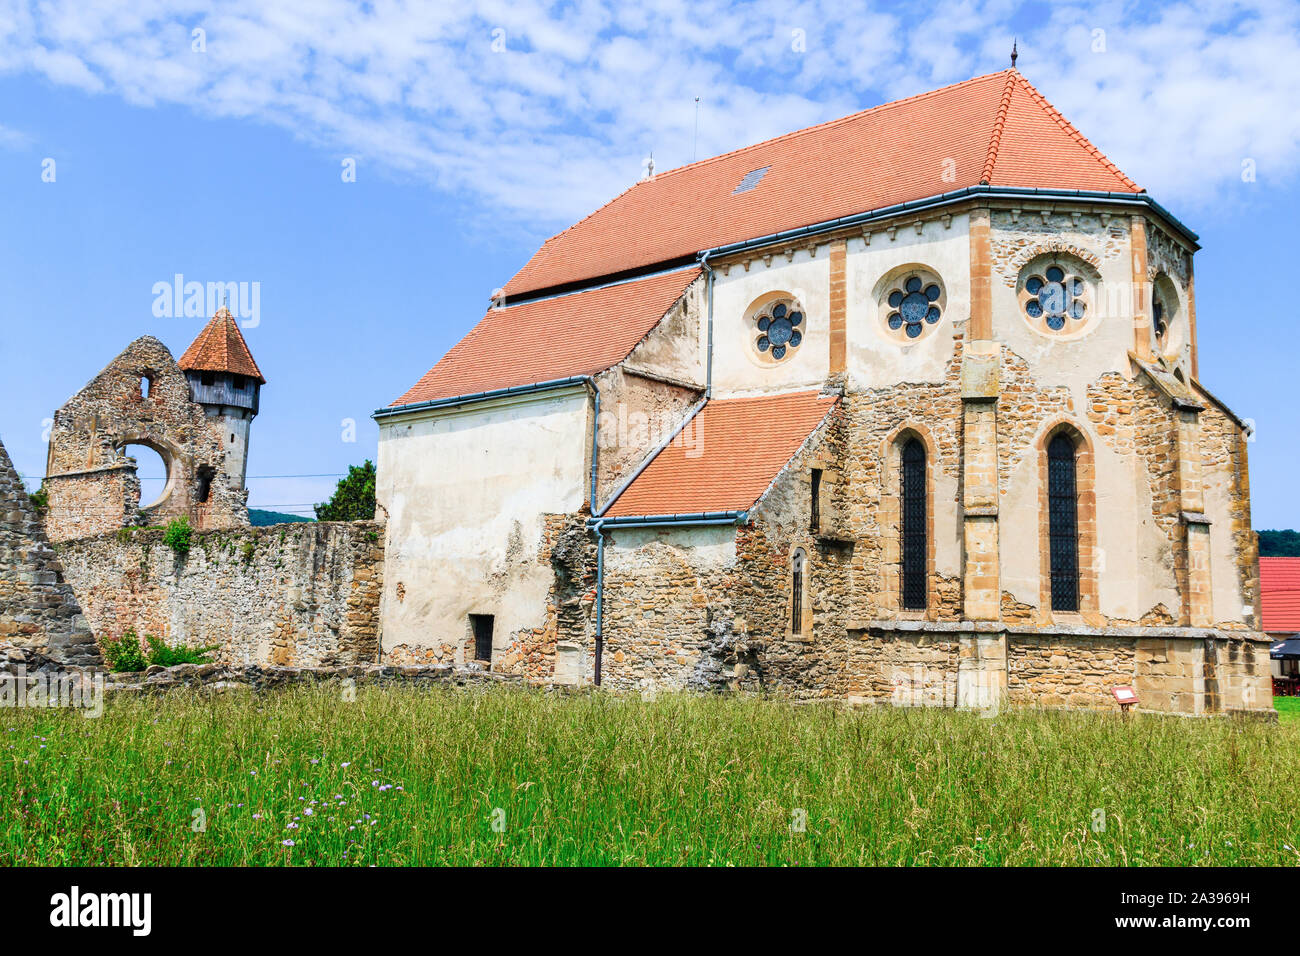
[
  {"xmin": 887, "ymin": 276, "xmax": 943, "ymax": 339},
  {"xmin": 901, "ymin": 438, "xmax": 927, "ymax": 610},
  {"xmin": 1047, "ymin": 434, "xmax": 1080, "ymax": 612},
  {"xmin": 754, "ymin": 299, "xmax": 804, "ymax": 361},
  {"xmin": 1023, "ymin": 264, "xmax": 1087, "ymax": 331},
  {"xmin": 791, "ymin": 550, "xmax": 805, "ymax": 633}
]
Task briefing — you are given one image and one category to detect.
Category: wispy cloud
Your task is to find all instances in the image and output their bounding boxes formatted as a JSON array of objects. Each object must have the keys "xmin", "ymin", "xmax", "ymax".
[
  {"xmin": 1, "ymin": 0, "xmax": 1297, "ymax": 229},
  {"xmin": 0, "ymin": 121, "xmax": 29, "ymax": 148}
]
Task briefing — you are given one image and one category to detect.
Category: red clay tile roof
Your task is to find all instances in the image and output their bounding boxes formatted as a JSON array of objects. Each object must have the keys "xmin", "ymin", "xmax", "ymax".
[
  {"xmin": 1261, "ymin": 557, "xmax": 1300, "ymax": 633},
  {"xmin": 178, "ymin": 308, "xmax": 266, "ymax": 384},
  {"xmin": 391, "ymin": 268, "xmax": 699, "ymax": 407},
  {"xmin": 505, "ymin": 70, "xmax": 1140, "ymax": 297},
  {"xmin": 602, "ymin": 390, "xmax": 839, "ymax": 518}
]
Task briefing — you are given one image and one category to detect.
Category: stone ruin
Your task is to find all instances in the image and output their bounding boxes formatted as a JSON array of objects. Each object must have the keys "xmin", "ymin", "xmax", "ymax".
[
  {"xmin": 42, "ymin": 309, "xmax": 264, "ymax": 542},
  {"xmin": 0, "ymin": 435, "xmax": 101, "ymax": 665}
]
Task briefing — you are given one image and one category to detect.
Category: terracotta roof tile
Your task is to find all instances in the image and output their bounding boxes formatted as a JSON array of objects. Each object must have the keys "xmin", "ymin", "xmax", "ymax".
[
  {"xmin": 1261, "ymin": 557, "xmax": 1300, "ymax": 633},
  {"xmin": 504, "ymin": 70, "xmax": 1139, "ymax": 296},
  {"xmin": 603, "ymin": 390, "xmax": 838, "ymax": 518},
  {"xmin": 178, "ymin": 308, "xmax": 265, "ymax": 384},
  {"xmin": 391, "ymin": 268, "xmax": 699, "ymax": 407}
]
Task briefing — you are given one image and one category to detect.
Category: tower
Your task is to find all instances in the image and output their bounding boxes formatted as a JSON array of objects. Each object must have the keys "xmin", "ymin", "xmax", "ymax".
[{"xmin": 177, "ymin": 307, "xmax": 265, "ymax": 489}]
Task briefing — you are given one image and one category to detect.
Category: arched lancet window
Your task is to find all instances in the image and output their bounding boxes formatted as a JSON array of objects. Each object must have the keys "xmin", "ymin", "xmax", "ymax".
[
  {"xmin": 791, "ymin": 549, "xmax": 805, "ymax": 634},
  {"xmin": 1047, "ymin": 433, "xmax": 1080, "ymax": 612},
  {"xmin": 900, "ymin": 438, "xmax": 927, "ymax": 610}
]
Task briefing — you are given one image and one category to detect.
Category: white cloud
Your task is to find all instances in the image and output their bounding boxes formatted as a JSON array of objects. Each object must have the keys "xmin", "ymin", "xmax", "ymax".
[
  {"xmin": 0, "ymin": 0, "xmax": 1296, "ymax": 231},
  {"xmin": 0, "ymin": 120, "xmax": 29, "ymax": 148}
]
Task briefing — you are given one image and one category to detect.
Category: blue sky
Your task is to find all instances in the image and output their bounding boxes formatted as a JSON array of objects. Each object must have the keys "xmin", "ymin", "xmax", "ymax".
[{"xmin": 0, "ymin": 0, "xmax": 1297, "ymax": 526}]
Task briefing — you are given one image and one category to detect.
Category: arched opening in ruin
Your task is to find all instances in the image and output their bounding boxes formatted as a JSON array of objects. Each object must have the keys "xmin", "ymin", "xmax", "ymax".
[
  {"xmin": 120, "ymin": 442, "xmax": 172, "ymax": 510},
  {"xmin": 195, "ymin": 465, "xmax": 215, "ymax": 504}
]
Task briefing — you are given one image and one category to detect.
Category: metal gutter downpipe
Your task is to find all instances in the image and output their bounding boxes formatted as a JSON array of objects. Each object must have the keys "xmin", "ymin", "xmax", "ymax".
[
  {"xmin": 592, "ymin": 518, "xmax": 606, "ymax": 686},
  {"xmin": 700, "ymin": 250, "xmax": 715, "ymax": 398},
  {"xmin": 588, "ymin": 381, "xmax": 600, "ymax": 513},
  {"xmin": 588, "ymin": 383, "xmax": 602, "ymax": 685},
  {"xmin": 589, "ymin": 511, "xmax": 745, "ymax": 688}
]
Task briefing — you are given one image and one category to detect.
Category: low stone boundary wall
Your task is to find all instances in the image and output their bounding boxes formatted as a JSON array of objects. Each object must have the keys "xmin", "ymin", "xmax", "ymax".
[
  {"xmin": 55, "ymin": 522, "xmax": 383, "ymax": 667},
  {"xmin": 101, "ymin": 661, "xmax": 535, "ymax": 693},
  {"xmin": 0, "ymin": 656, "xmax": 541, "ymax": 701}
]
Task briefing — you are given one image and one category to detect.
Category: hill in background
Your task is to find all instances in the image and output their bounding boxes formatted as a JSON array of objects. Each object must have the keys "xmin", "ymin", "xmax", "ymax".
[
  {"xmin": 1259, "ymin": 530, "xmax": 1300, "ymax": 557},
  {"xmin": 249, "ymin": 509, "xmax": 314, "ymax": 527}
]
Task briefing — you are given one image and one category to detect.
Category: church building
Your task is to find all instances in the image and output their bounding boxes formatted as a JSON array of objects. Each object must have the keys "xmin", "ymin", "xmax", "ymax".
[{"xmin": 374, "ymin": 69, "xmax": 1271, "ymax": 715}]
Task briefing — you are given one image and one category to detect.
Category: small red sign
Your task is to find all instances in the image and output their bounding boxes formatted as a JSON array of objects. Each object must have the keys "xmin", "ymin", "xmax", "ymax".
[{"xmin": 1111, "ymin": 685, "xmax": 1138, "ymax": 706}]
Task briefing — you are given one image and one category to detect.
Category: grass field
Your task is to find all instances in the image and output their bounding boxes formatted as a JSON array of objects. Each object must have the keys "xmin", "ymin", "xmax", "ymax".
[
  {"xmin": 1273, "ymin": 696, "xmax": 1300, "ymax": 726},
  {"xmin": 2, "ymin": 685, "xmax": 1298, "ymax": 866}
]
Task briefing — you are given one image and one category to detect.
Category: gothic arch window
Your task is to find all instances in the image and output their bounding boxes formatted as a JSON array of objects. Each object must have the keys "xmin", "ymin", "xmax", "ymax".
[
  {"xmin": 748, "ymin": 294, "xmax": 806, "ymax": 363},
  {"xmin": 791, "ymin": 549, "xmax": 806, "ymax": 634},
  {"xmin": 900, "ymin": 438, "xmax": 928, "ymax": 609},
  {"xmin": 1047, "ymin": 433, "xmax": 1080, "ymax": 612},
  {"xmin": 1151, "ymin": 273, "xmax": 1180, "ymax": 354}
]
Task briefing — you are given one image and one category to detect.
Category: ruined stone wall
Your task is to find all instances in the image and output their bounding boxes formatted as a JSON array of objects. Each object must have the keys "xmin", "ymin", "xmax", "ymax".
[
  {"xmin": 0, "ymin": 437, "xmax": 101, "ymax": 665},
  {"xmin": 44, "ymin": 336, "xmax": 247, "ymax": 542},
  {"xmin": 55, "ymin": 522, "xmax": 382, "ymax": 667}
]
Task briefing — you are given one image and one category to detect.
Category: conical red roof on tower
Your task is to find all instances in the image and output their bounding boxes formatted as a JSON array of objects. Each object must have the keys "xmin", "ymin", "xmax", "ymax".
[{"xmin": 179, "ymin": 307, "xmax": 266, "ymax": 384}]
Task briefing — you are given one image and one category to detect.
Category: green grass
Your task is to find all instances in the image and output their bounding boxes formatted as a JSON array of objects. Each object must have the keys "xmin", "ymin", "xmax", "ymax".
[
  {"xmin": 2, "ymin": 685, "xmax": 1298, "ymax": 866},
  {"xmin": 1273, "ymin": 696, "xmax": 1300, "ymax": 726}
]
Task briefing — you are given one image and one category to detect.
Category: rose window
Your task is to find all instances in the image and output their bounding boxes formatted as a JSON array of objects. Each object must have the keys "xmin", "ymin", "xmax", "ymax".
[
  {"xmin": 1022, "ymin": 265, "xmax": 1087, "ymax": 331},
  {"xmin": 887, "ymin": 276, "xmax": 942, "ymax": 339},
  {"xmin": 754, "ymin": 301, "xmax": 804, "ymax": 361}
]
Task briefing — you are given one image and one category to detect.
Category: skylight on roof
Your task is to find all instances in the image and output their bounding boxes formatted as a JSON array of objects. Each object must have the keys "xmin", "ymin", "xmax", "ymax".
[{"xmin": 732, "ymin": 166, "xmax": 770, "ymax": 194}]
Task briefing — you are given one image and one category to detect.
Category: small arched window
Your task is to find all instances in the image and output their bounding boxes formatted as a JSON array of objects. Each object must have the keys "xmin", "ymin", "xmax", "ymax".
[
  {"xmin": 791, "ymin": 549, "xmax": 806, "ymax": 634},
  {"xmin": 900, "ymin": 438, "xmax": 927, "ymax": 609},
  {"xmin": 1047, "ymin": 433, "xmax": 1080, "ymax": 611}
]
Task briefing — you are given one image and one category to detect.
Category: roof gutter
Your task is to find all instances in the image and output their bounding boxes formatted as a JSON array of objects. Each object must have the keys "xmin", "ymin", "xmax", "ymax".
[
  {"xmin": 372, "ymin": 375, "xmax": 592, "ymax": 420},
  {"xmin": 587, "ymin": 511, "xmax": 748, "ymax": 529},
  {"xmin": 693, "ymin": 185, "xmax": 1199, "ymax": 261}
]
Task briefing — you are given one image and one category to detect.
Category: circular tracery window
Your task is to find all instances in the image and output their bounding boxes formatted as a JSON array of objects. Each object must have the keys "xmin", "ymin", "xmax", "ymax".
[
  {"xmin": 886, "ymin": 276, "xmax": 943, "ymax": 339},
  {"xmin": 1020, "ymin": 264, "xmax": 1089, "ymax": 332},
  {"xmin": 752, "ymin": 298, "xmax": 804, "ymax": 362}
]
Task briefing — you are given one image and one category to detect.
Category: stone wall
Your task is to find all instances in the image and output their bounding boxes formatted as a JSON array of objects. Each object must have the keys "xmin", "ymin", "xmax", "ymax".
[
  {"xmin": 844, "ymin": 623, "xmax": 1270, "ymax": 716},
  {"xmin": 595, "ymin": 398, "xmax": 854, "ymax": 696},
  {"xmin": 0, "ymin": 437, "xmax": 101, "ymax": 665},
  {"xmin": 44, "ymin": 335, "xmax": 248, "ymax": 542},
  {"xmin": 55, "ymin": 521, "xmax": 383, "ymax": 667}
]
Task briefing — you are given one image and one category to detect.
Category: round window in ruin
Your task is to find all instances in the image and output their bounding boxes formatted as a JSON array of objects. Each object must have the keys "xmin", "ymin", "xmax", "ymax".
[{"xmin": 121, "ymin": 443, "xmax": 171, "ymax": 510}]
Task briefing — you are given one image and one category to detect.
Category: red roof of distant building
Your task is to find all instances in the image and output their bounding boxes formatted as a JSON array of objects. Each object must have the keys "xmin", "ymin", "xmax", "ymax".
[
  {"xmin": 603, "ymin": 390, "xmax": 839, "ymax": 518},
  {"xmin": 1261, "ymin": 557, "xmax": 1300, "ymax": 633},
  {"xmin": 178, "ymin": 308, "xmax": 266, "ymax": 384},
  {"xmin": 504, "ymin": 69, "xmax": 1140, "ymax": 297},
  {"xmin": 391, "ymin": 268, "xmax": 699, "ymax": 407}
]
